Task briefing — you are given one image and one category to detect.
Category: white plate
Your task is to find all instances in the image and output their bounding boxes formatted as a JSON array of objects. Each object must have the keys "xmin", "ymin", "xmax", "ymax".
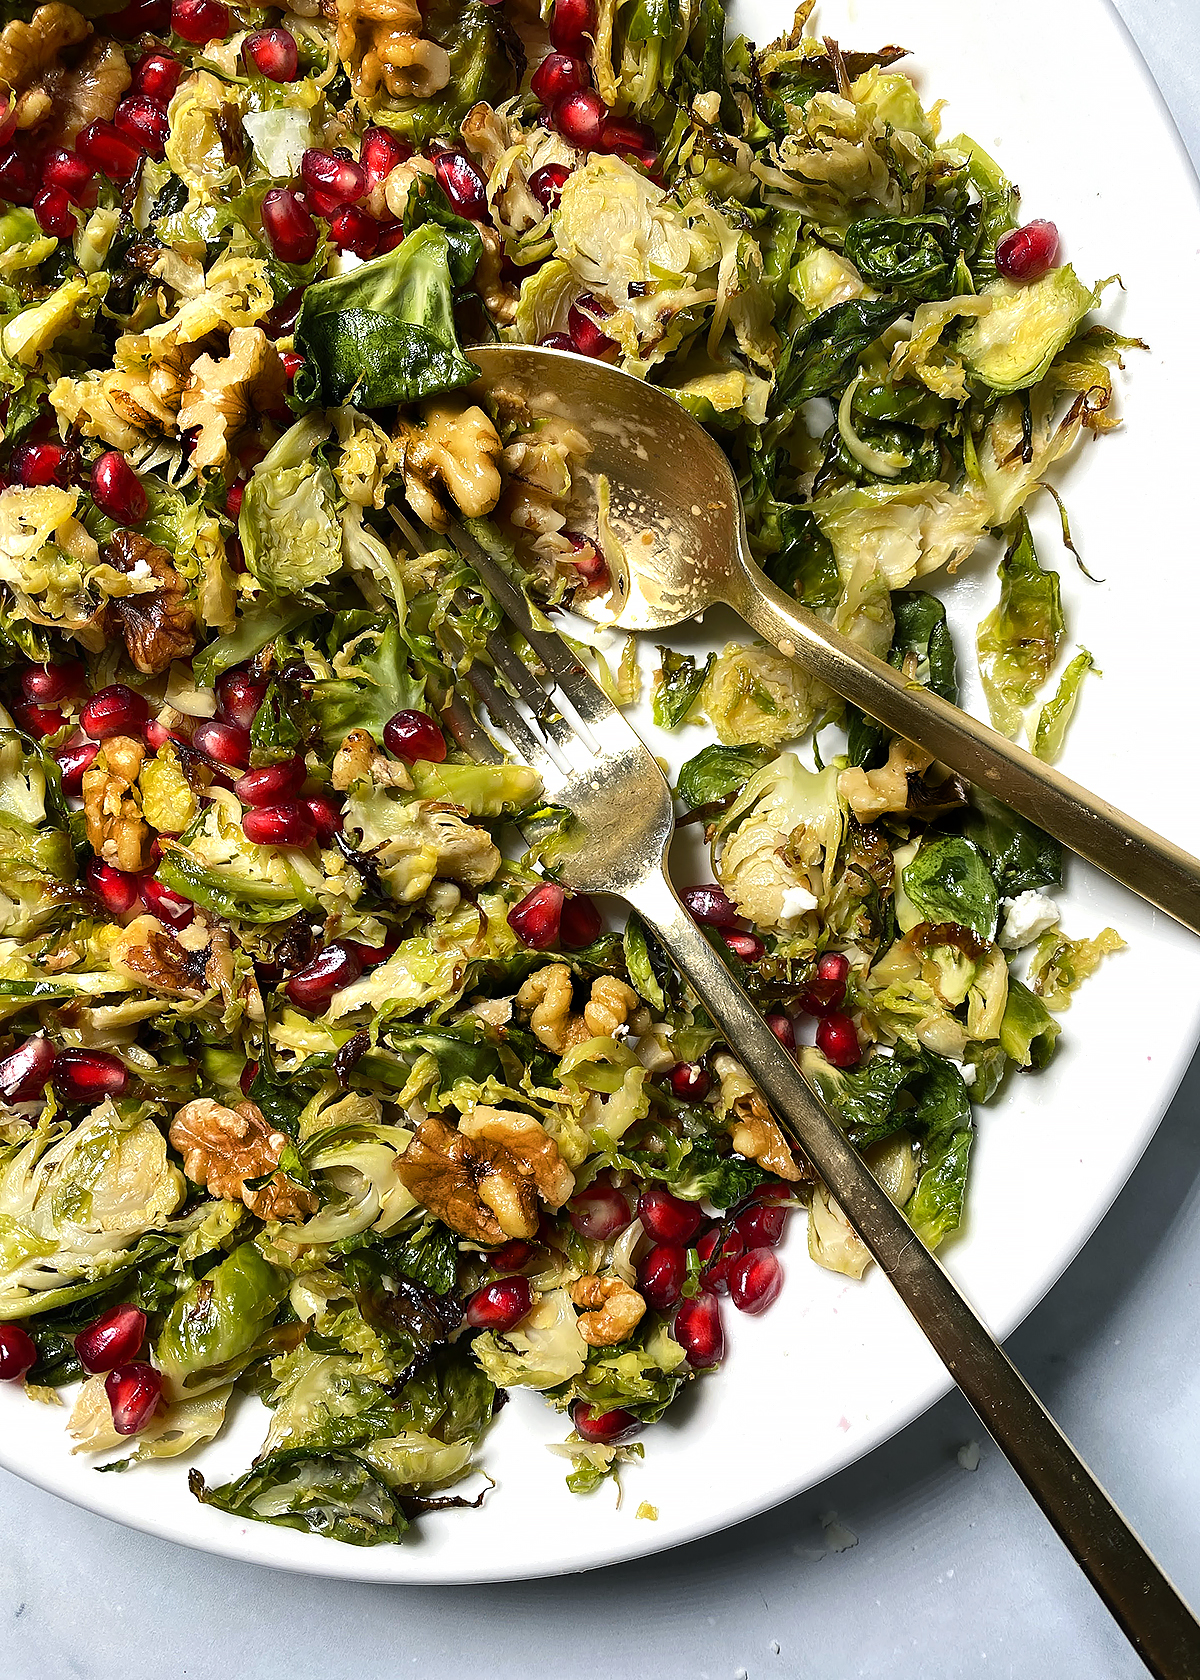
[{"xmin": 4, "ymin": 0, "xmax": 1200, "ymax": 1584}]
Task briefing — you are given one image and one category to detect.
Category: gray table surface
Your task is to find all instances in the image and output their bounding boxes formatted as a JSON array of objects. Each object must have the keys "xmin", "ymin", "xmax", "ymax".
[{"xmin": 4, "ymin": 4, "xmax": 1199, "ymax": 1676}]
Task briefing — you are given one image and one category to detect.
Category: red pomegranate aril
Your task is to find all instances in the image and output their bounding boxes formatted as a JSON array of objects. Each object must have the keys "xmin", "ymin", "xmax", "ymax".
[
  {"xmin": 464, "ymin": 1275, "xmax": 534, "ymax": 1333},
  {"xmin": 559, "ymin": 892, "xmax": 602, "ymax": 949},
  {"xmin": 995, "ymin": 219, "xmax": 1060, "ymax": 282},
  {"xmin": 638, "ymin": 1242, "xmax": 686, "ymax": 1310},
  {"xmin": 281, "ymin": 350, "xmax": 304, "ymax": 380},
  {"xmin": 262, "ymin": 286, "xmax": 305, "ymax": 339},
  {"xmin": 104, "ymin": 1362, "xmax": 163, "ymax": 1434},
  {"xmin": 567, "ymin": 1184, "xmax": 631, "ymax": 1240},
  {"xmin": 44, "ymin": 148, "xmax": 95, "ymax": 203},
  {"xmin": 0, "ymin": 140, "xmax": 37, "ymax": 207},
  {"xmin": 81, "ymin": 684, "xmax": 148, "ymax": 739},
  {"xmin": 243, "ymin": 26, "xmax": 299, "ymax": 82},
  {"xmin": 731, "ymin": 1204, "xmax": 787, "ymax": 1250},
  {"xmin": 225, "ymin": 481, "xmax": 244, "ymax": 519},
  {"xmin": 107, "ymin": 0, "xmax": 171, "ymax": 38},
  {"xmin": 134, "ymin": 51, "xmax": 182, "ymax": 101},
  {"xmin": 681, "ymin": 884, "xmax": 740, "ymax": 929},
  {"xmin": 34, "ymin": 186, "xmax": 75, "ymax": 238},
  {"xmin": 434, "ymin": 149, "xmax": 488, "ymax": 220},
  {"xmin": 0, "ymin": 1036, "xmax": 56, "ymax": 1102},
  {"xmin": 539, "ymin": 332, "xmax": 575, "ymax": 351},
  {"xmin": 563, "ymin": 529, "xmax": 607, "ymax": 586},
  {"xmin": 554, "ymin": 88, "xmax": 607, "ymax": 151},
  {"xmin": 668, "ymin": 1061, "xmax": 710, "ymax": 1102},
  {"xmin": 301, "ymin": 147, "xmax": 367, "ymax": 207},
  {"xmin": 214, "ymin": 669, "xmax": 267, "ymax": 731},
  {"xmin": 600, "ymin": 115, "xmax": 656, "ymax": 162},
  {"xmin": 572, "ymin": 1402, "xmax": 640, "ymax": 1445},
  {"xmin": 361, "ymin": 126, "xmax": 411, "ymax": 189},
  {"xmin": 12, "ymin": 699, "xmax": 64, "ymax": 738},
  {"xmin": 76, "ymin": 120, "xmax": 143, "ymax": 181},
  {"xmin": 143, "ymin": 719, "xmax": 177, "ymax": 751},
  {"xmin": 489, "ymin": 1238, "xmax": 535, "ymax": 1271},
  {"xmin": 13, "ymin": 441, "xmax": 66, "ymax": 487},
  {"xmin": 797, "ymin": 951, "xmax": 848, "ymax": 1016},
  {"xmin": 816, "ymin": 1011, "xmax": 861, "ymax": 1068},
  {"xmin": 91, "ymin": 450, "xmax": 148, "ymax": 524},
  {"xmin": 55, "ymin": 738, "xmax": 99, "ymax": 792},
  {"xmin": 508, "ymin": 881, "xmax": 565, "ymax": 949},
  {"xmin": 638, "ymin": 1185, "xmax": 702, "ymax": 1246},
  {"xmin": 239, "ymin": 1058, "xmax": 258, "ymax": 1095},
  {"xmin": 75, "ymin": 1304, "xmax": 147, "ymax": 1374},
  {"xmin": 193, "ymin": 717, "xmax": 251, "ymax": 769},
  {"xmin": 766, "ymin": 1011, "xmax": 795, "ymax": 1051},
  {"xmin": 729, "ymin": 1248, "xmax": 783, "ymax": 1315},
  {"xmin": 0, "ymin": 1323, "xmax": 37, "ymax": 1381},
  {"xmin": 243, "ymin": 801, "xmax": 317, "ymax": 848},
  {"xmin": 286, "ymin": 941, "xmax": 364, "ymax": 1011},
  {"xmin": 302, "ymin": 794, "xmax": 343, "ymax": 844},
  {"xmin": 234, "ymin": 755, "xmax": 307, "ymax": 807},
  {"xmin": 377, "ymin": 219, "xmax": 404, "ymax": 253},
  {"xmin": 528, "ymin": 162, "xmax": 571, "ymax": 210},
  {"xmin": 53, "ymin": 1048, "xmax": 129, "ymax": 1102},
  {"xmin": 531, "ymin": 52, "xmax": 589, "ymax": 109},
  {"xmin": 674, "ymin": 1289, "xmax": 724, "ymax": 1367},
  {"xmin": 0, "ymin": 99, "xmax": 13, "ymax": 147},
  {"xmin": 328, "ymin": 203, "xmax": 378, "ymax": 257},
  {"xmin": 817, "ymin": 950, "xmax": 850, "ymax": 988},
  {"xmin": 22, "ymin": 661, "xmax": 85, "ymax": 704},
  {"xmin": 568, "ymin": 292, "xmax": 616, "ymax": 358},
  {"xmin": 382, "ymin": 708, "xmax": 446, "ymax": 763},
  {"xmin": 172, "ymin": 0, "xmax": 229, "ymax": 43},
  {"xmin": 86, "ymin": 858, "xmax": 141, "ymax": 915},
  {"xmin": 141, "ymin": 875, "xmax": 194, "ymax": 928},
  {"xmin": 261, "ymin": 187, "xmax": 318, "ymax": 264},
  {"xmin": 723, "ymin": 931, "xmax": 764, "ymax": 962},
  {"xmin": 114, "ymin": 94, "xmax": 169, "ymax": 159},
  {"xmin": 703, "ymin": 1228, "xmax": 745, "ymax": 1295},
  {"xmin": 550, "ymin": 0, "xmax": 597, "ymax": 54}
]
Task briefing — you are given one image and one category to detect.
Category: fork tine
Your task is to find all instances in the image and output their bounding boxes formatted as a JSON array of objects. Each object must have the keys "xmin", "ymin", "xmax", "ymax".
[
  {"xmin": 463, "ymin": 655, "xmax": 565, "ymax": 784},
  {"xmin": 481, "ymin": 627, "xmax": 581, "ymax": 754}
]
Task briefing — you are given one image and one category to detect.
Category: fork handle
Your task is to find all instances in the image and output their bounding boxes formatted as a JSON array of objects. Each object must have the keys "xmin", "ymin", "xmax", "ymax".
[
  {"xmin": 626, "ymin": 872, "xmax": 1200, "ymax": 1680},
  {"xmin": 723, "ymin": 566, "xmax": 1200, "ymax": 936}
]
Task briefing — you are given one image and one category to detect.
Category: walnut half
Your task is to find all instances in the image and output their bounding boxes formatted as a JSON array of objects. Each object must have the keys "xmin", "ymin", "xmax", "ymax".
[
  {"xmin": 82, "ymin": 735, "xmax": 153, "ymax": 872},
  {"xmin": 103, "ymin": 528, "xmax": 197, "ymax": 676},
  {"xmin": 394, "ymin": 1110, "xmax": 571, "ymax": 1244},
  {"xmin": 571, "ymin": 1274, "xmax": 646, "ymax": 1347},
  {"xmin": 169, "ymin": 1097, "xmax": 317, "ymax": 1222}
]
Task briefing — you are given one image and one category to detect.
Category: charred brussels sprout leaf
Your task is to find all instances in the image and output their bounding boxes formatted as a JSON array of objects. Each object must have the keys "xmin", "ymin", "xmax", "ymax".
[
  {"xmin": 665, "ymin": 1138, "xmax": 769, "ymax": 1208},
  {"xmin": 402, "ymin": 177, "xmax": 484, "ymax": 286},
  {"xmin": 977, "ymin": 514, "xmax": 1063, "ymax": 738},
  {"xmin": 999, "ymin": 978, "xmax": 1061, "ymax": 1068},
  {"xmin": 190, "ymin": 1451, "xmax": 406, "ymax": 1545},
  {"xmin": 964, "ymin": 791, "xmax": 1063, "ymax": 897},
  {"xmin": 843, "ymin": 214, "xmax": 962, "ymax": 297},
  {"xmin": 155, "ymin": 1244, "xmax": 288, "ymax": 1394},
  {"xmin": 847, "ymin": 590, "xmax": 956, "ymax": 769},
  {"xmin": 901, "ymin": 837, "xmax": 998, "ymax": 941},
  {"xmin": 1033, "ymin": 649, "xmax": 1096, "ymax": 762},
  {"xmin": 675, "ymin": 743, "xmax": 774, "ymax": 810},
  {"xmin": 381, "ymin": 0, "xmax": 524, "ymax": 147},
  {"xmin": 774, "ymin": 298, "xmax": 908, "ymax": 409},
  {"xmin": 762, "ymin": 505, "xmax": 841, "ymax": 609},
  {"xmin": 653, "ymin": 648, "xmax": 713, "ymax": 729}
]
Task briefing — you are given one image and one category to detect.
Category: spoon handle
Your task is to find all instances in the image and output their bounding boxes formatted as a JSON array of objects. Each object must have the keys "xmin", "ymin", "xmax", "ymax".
[
  {"xmin": 629, "ymin": 873, "xmax": 1200, "ymax": 1680},
  {"xmin": 726, "ymin": 563, "xmax": 1200, "ymax": 936}
]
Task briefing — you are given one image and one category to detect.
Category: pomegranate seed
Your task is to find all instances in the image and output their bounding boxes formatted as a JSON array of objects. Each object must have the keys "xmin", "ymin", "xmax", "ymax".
[
  {"xmin": 243, "ymin": 802, "xmax": 317, "ymax": 848},
  {"xmin": 76, "ymin": 120, "xmax": 143, "ymax": 181},
  {"xmin": 674, "ymin": 1289, "xmax": 724, "ymax": 1367},
  {"xmin": 13, "ymin": 441, "xmax": 66, "ymax": 487},
  {"xmin": 301, "ymin": 147, "xmax": 366, "ymax": 208},
  {"xmin": 464, "ymin": 1276, "xmax": 534, "ymax": 1333},
  {"xmin": 107, "ymin": 0, "xmax": 170, "ymax": 34},
  {"xmin": 75, "ymin": 1304, "xmax": 147, "ymax": 1374},
  {"xmin": 234, "ymin": 756, "xmax": 306, "ymax": 808},
  {"xmin": 239, "ymin": 1059, "xmax": 258, "ymax": 1095},
  {"xmin": 104, "ymin": 1362, "xmax": 163, "ymax": 1433},
  {"xmin": 567, "ymin": 1184, "xmax": 631, "ymax": 1240},
  {"xmin": 192, "ymin": 717, "xmax": 251, "ymax": 769},
  {"xmin": 600, "ymin": 115, "xmax": 656, "ymax": 163},
  {"xmin": 554, "ymin": 89, "xmax": 607, "ymax": 151},
  {"xmin": 528, "ymin": 162, "xmax": 571, "ymax": 210},
  {"xmin": 731, "ymin": 1204, "xmax": 787, "ymax": 1250},
  {"xmin": 361, "ymin": 126, "xmax": 410, "ymax": 189},
  {"xmin": 81, "ymin": 684, "xmax": 148, "ymax": 739},
  {"xmin": 572, "ymin": 1402, "xmax": 640, "ymax": 1444},
  {"xmin": 638, "ymin": 1242, "xmax": 686, "ymax": 1310},
  {"xmin": 214, "ymin": 669, "xmax": 267, "ymax": 731},
  {"xmin": 489, "ymin": 1239, "xmax": 535, "ymax": 1271},
  {"xmin": 550, "ymin": 0, "xmax": 597, "ymax": 54},
  {"xmin": 114, "ymin": 94, "xmax": 169, "ymax": 159},
  {"xmin": 262, "ymin": 287, "xmax": 305, "ymax": 340},
  {"xmin": 0, "ymin": 99, "xmax": 13, "ymax": 147},
  {"xmin": 433, "ymin": 149, "xmax": 488, "ymax": 220},
  {"xmin": 695, "ymin": 1227, "xmax": 722, "ymax": 1266},
  {"xmin": 559, "ymin": 893, "xmax": 602, "ymax": 948},
  {"xmin": 33, "ymin": 186, "xmax": 75, "ymax": 238},
  {"xmin": 0, "ymin": 1323, "xmax": 37, "ymax": 1381},
  {"xmin": 562, "ymin": 529, "xmax": 607, "ymax": 587},
  {"xmin": 382, "ymin": 708, "xmax": 446, "ymax": 762},
  {"xmin": 243, "ymin": 26, "xmax": 299, "ymax": 82},
  {"xmin": 261, "ymin": 187, "xmax": 317, "ymax": 264},
  {"xmin": 55, "ymin": 737, "xmax": 99, "ymax": 792},
  {"xmin": 143, "ymin": 719, "xmax": 178, "ymax": 752},
  {"xmin": 286, "ymin": 941, "xmax": 364, "ymax": 1011},
  {"xmin": 766, "ymin": 1011, "xmax": 795, "ymax": 1051},
  {"xmin": 141, "ymin": 875, "xmax": 194, "ymax": 928},
  {"xmin": 729, "ymin": 1248, "xmax": 783, "ymax": 1315},
  {"xmin": 681, "ymin": 884, "xmax": 740, "ymax": 929},
  {"xmin": 328, "ymin": 203, "xmax": 378, "ymax": 257},
  {"xmin": 53, "ymin": 1048, "xmax": 129, "ymax": 1102},
  {"xmin": 723, "ymin": 931, "xmax": 764, "ymax": 962},
  {"xmin": 172, "ymin": 0, "xmax": 229, "ymax": 43},
  {"xmin": 816, "ymin": 1012, "xmax": 861, "ymax": 1068},
  {"xmin": 86, "ymin": 858, "xmax": 141, "ymax": 915},
  {"xmin": 281, "ymin": 350, "xmax": 304, "ymax": 380},
  {"xmin": 133, "ymin": 51, "xmax": 182, "ymax": 101},
  {"xmin": 44, "ymin": 149, "xmax": 95, "ymax": 204},
  {"xmin": 508, "ymin": 881, "xmax": 564, "ymax": 949},
  {"xmin": 377, "ymin": 220, "xmax": 405, "ymax": 253},
  {"xmin": 539, "ymin": 333, "xmax": 575, "ymax": 353},
  {"xmin": 638, "ymin": 1186, "xmax": 702, "ymax": 1246},
  {"xmin": 302, "ymin": 794, "xmax": 343, "ymax": 844},
  {"xmin": 669, "ymin": 1062, "xmax": 710, "ymax": 1102},
  {"xmin": 531, "ymin": 53, "xmax": 589, "ymax": 108},
  {"xmin": 22, "ymin": 661, "xmax": 85, "ymax": 704},
  {"xmin": 818, "ymin": 951, "xmax": 850, "ymax": 987},
  {"xmin": 995, "ymin": 219, "xmax": 1060, "ymax": 282},
  {"xmin": 91, "ymin": 451, "xmax": 148, "ymax": 524},
  {"xmin": 0, "ymin": 1036, "xmax": 56, "ymax": 1102},
  {"xmin": 797, "ymin": 952, "xmax": 850, "ymax": 1017},
  {"xmin": 12, "ymin": 699, "xmax": 64, "ymax": 738},
  {"xmin": 224, "ymin": 481, "xmax": 244, "ymax": 519}
]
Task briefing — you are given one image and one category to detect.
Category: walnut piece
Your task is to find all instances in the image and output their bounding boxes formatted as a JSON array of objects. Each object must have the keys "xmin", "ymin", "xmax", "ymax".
[
  {"xmin": 331, "ymin": 728, "xmax": 414, "ymax": 792},
  {"xmin": 169, "ymin": 1097, "xmax": 316, "ymax": 1222},
  {"xmin": 177, "ymin": 326, "xmax": 287, "ymax": 473},
  {"xmin": 396, "ymin": 401, "xmax": 503, "ymax": 532},
  {"xmin": 394, "ymin": 1112, "xmax": 540, "ymax": 1244},
  {"xmin": 839, "ymin": 737, "xmax": 935, "ymax": 823},
  {"xmin": 335, "ymin": 0, "xmax": 450, "ymax": 101},
  {"xmin": 82, "ymin": 736, "xmax": 154, "ymax": 872},
  {"xmin": 457, "ymin": 1105, "xmax": 574, "ymax": 1209},
  {"xmin": 571, "ymin": 1274, "xmax": 646, "ymax": 1347},
  {"xmin": 0, "ymin": 5, "xmax": 90, "ymax": 129},
  {"xmin": 712, "ymin": 1052, "xmax": 804, "ymax": 1183},
  {"xmin": 111, "ymin": 913, "xmax": 220, "ymax": 998},
  {"xmin": 516, "ymin": 965, "xmax": 641, "ymax": 1054},
  {"xmin": 103, "ymin": 529, "xmax": 197, "ymax": 675},
  {"xmin": 48, "ymin": 36, "xmax": 131, "ymax": 143}
]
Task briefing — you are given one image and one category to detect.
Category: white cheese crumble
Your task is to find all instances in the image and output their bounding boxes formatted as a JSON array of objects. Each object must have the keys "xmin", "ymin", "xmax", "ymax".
[
  {"xmin": 779, "ymin": 884, "xmax": 819, "ymax": 920},
  {"xmin": 998, "ymin": 890, "xmax": 1060, "ymax": 950}
]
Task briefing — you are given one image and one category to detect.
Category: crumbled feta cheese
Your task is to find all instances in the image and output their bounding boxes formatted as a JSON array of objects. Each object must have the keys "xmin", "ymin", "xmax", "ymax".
[
  {"xmin": 779, "ymin": 884, "xmax": 819, "ymax": 920},
  {"xmin": 998, "ymin": 890, "xmax": 1060, "ymax": 950},
  {"xmin": 127, "ymin": 557, "xmax": 152, "ymax": 580}
]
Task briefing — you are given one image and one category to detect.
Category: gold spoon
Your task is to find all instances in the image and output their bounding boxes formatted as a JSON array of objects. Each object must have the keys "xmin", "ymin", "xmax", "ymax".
[{"xmin": 469, "ymin": 343, "xmax": 1200, "ymax": 935}]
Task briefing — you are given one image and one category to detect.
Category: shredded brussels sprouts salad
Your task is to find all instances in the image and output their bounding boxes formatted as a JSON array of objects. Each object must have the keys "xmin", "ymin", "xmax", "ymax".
[{"xmin": 0, "ymin": 0, "xmax": 1134, "ymax": 1545}]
